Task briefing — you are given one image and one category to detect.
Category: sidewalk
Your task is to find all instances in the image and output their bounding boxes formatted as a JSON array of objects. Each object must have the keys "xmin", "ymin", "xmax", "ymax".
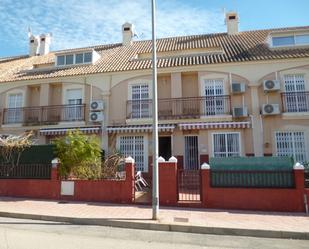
[{"xmin": 0, "ymin": 197, "xmax": 308, "ymax": 240}]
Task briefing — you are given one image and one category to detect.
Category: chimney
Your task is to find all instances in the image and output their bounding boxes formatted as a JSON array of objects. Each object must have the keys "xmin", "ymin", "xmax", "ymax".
[
  {"xmin": 122, "ymin": 22, "xmax": 135, "ymax": 46},
  {"xmin": 29, "ymin": 34, "xmax": 40, "ymax": 56},
  {"xmin": 225, "ymin": 12, "xmax": 239, "ymax": 35},
  {"xmin": 39, "ymin": 33, "xmax": 52, "ymax": 55}
]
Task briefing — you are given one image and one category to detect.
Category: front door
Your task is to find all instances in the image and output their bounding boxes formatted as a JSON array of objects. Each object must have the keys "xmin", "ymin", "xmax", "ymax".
[
  {"xmin": 184, "ymin": 136, "xmax": 199, "ymax": 170},
  {"xmin": 159, "ymin": 136, "xmax": 172, "ymax": 161}
]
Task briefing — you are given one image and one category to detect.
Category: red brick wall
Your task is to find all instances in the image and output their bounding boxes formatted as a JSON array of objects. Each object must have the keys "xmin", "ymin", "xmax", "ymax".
[
  {"xmin": 201, "ymin": 168, "xmax": 305, "ymax": 212},
  {"xmin": 158, "ymin": 161, "xmax": 177, "ymax": 205},
  {"xmin": 0, "ymin": 163, "xmax": 135, "ymax": 204}
]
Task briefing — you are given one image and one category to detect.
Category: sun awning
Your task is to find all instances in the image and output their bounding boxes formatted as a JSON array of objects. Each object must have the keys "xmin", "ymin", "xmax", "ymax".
[
  {"xmin": 40, "ymin": 126, "xmax": 101, "ymax": 136},
  {"xmin": 179, "ymin": 121, "xmax": 251, "ymax": 130},
  {"xmin": 107, "ymin": 124, "xmax": 175, "ymax": 133}
]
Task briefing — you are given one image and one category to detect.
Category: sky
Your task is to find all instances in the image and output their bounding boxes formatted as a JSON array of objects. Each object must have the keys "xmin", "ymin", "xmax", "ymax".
[{"xmin": 0, "ymin": 0, "xmax": 308, "ymax": 57}]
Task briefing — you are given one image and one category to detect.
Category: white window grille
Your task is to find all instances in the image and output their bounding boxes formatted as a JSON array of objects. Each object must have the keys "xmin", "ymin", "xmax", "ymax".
[
  {"xmin": 275, "ymin": 131, "xmax": 307, "ymax": 162},
  {"xmin": 131, "ymin": 84, "xmax": 150, "ymax": 118},
  {"xmin": 204, "ymin": 79, "xmax": 225, "ymax": 115},
  {"xmin": 7, "ymin": 93, "xmax": 23, "ymax": 123},
  {"xmin": 66, "ymin": 89, "xmax": 82, "ymax": 120},
  {"xmin": 213, "ymin": 133, "xmax": 240, "ymax": 158},
  {"xmin": 184, "ymin": 136, "xmax": 199, "ymax": 170},
  {"xmin": 119, "ymin": 136, "xmax": 147, "ymax": 172},
  {"xmin": 284, "ymin": 74, "xmax": 308, "ymax": 112}
]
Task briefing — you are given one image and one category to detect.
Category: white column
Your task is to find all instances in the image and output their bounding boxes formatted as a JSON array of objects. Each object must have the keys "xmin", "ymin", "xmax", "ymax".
[{"xmin": 250, "ymin": 85, "xmax": 263, "ymax": 156}]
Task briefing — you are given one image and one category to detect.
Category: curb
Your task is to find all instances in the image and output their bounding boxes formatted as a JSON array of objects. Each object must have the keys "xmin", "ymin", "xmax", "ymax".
[{"xmin": 0, "ymin": 211, "xmax": 308, "ymax": 240}]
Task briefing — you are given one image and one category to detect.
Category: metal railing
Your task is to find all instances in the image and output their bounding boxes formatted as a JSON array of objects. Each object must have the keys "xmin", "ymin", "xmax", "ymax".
[
  {"xmin": 2, "ymin": 104, "xmax": 86, "ymax": 125},
  {"xmin": 210, "ymin": 170, "xmax": 295, "ymax": 188},
  {"xmin": 0, "ymin": 163, "xmax": 51, "ymax": 179},
  {"xmin": 281, "ymin": 91, "xmax": 309, "ymax": 113},
  {"xmin": 178, "ymin": 169, "xmax": 201, "ymax": 202},
  {"xmin": 126, "ymin": 95, "xmax": 231, "ymax": 119}
]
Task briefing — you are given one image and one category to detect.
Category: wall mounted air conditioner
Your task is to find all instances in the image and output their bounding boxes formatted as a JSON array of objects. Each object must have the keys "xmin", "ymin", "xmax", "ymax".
[
  {"xmin": 89, "ymin": 112, "xmax": 103, "ymax": 122},
  {"xmin": 263, "ymin": 80, "xmax": 280, "ymax": 91},
  {"xmin": 231, "ymin": 82, "xmax": 245, "ymax": 94},
  {"xmin": 262, "ymin": 104, "xmax": 280, "ymax": 115},
  {"xmin": 90, "ymin": 100, "xmax": 104, "ymax": 111},
  {"xmin": 233, "ymin": 107, "xmax": 248, "ymax": 117}
]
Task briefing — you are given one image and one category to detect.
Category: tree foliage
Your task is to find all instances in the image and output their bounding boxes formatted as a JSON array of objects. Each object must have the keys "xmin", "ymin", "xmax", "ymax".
[
  {"xmin": 0, "ymin": 132, "xmax": 33, "ymax": 171},
  {"xmin": 53, "ymin": 130, "xmax": 101, "ymax": 179}
]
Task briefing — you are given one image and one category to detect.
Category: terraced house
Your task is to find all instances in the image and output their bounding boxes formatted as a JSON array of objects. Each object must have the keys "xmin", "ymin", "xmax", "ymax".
[{"xmin": 0, "ymin": 12, "xmax": 309, "ymax": 172}]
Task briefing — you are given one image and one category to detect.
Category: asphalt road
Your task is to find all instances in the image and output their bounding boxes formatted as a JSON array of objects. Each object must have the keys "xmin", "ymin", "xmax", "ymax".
[{"xmin": 0, "ymin": 217, "xmax": 307, "ymax": 249}]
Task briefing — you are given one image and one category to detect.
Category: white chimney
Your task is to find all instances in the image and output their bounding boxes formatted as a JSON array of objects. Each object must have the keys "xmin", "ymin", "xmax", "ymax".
[
  {"xmin": 225, "ymin": 12, "xmax": 239, "ymax": 35},
  {"xmin": 29, "ymin": 34, "xmax": 40, "ymax": 56},
  {"xmin": 39, "ymin": 33, "xmax": 52, "ymax": 55},
  {"xmin": 122, "ymin": 22, "xmax": 135, "ymax": 46}
]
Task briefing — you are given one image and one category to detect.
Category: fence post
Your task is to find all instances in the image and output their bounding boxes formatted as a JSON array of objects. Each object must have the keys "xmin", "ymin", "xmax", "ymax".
[
  {"xmin": 158, "ymin": 156, "xmax": 178, "ymax": 205},
  {"xmin": 125, "ymin": 156, "xmax": 135, "ymax": 203},
  {"xmin": 201, "ymin": 163, "xmax": 210, "ymax": 207},
  {"xmin": 51, "ymin": 158, "xmax": 59, "ymax": 180},
  {"xmin": 294, "ymin": 162, "xmax": 305, "ymax": 189}
]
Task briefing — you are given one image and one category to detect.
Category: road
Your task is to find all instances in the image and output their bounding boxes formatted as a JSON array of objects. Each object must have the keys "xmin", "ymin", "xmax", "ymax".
[{"xmin": 0, "ymin": 217, "xmax": 307, "ymax": 249}]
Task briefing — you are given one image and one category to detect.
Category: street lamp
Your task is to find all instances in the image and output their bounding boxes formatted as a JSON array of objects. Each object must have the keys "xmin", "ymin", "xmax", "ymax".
[{"xmin": 151, "ymin": 0, "xmax": 159, "ymax": 220}]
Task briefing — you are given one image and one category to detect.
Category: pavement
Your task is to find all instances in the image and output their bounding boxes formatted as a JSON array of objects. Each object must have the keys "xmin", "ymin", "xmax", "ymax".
[{"xmin": 0, "ymin": 197, "xmax": 308, "ymax": 240}]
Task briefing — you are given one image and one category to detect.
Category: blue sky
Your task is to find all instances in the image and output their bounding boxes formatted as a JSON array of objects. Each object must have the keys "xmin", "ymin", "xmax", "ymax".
[{"xmin": 0, "ymin": 0, "xmax": 308, "ymax": 57}]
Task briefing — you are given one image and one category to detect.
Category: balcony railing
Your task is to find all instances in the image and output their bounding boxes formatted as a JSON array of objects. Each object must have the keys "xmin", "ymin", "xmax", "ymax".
[
  {"xmin": 2, "ymin": 104, "xmax": 86, "ymax": 125},
  {"xmin": 281, "ymin": 91, "xmax": 309, "ymax": 113},
  {"xmin": 126, "ymin": 96, "xmax": 231, "ymax": 119}
]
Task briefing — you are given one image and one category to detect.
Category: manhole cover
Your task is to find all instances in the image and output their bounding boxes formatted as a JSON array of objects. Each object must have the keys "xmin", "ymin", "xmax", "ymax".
[{"xmin": 173, "ymin": 217, "xmax": 189, "ymax": 223}]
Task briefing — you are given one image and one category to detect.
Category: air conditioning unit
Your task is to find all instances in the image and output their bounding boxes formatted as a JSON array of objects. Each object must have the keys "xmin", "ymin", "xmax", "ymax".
[
  {"xmin": 263, "ymin": 80, "xmax": 280, "ymax": 91},
  {"xmin": 231, "ymin": 83, "xmax": 245, "ymax": 94},
  {"xmin": 89, "ymin": 112, "xmax": 103, "ymax": 122},
  {"xmin": 233, "ymin": 107, "xmax": 248, "ymax": 117},
  {"xmin": 90, "ymin": 100, "xmax": 104, "ymax": 111},
  {"xmin": 262, "ymin": 104, "xmax": 280, "ymax": 115}
]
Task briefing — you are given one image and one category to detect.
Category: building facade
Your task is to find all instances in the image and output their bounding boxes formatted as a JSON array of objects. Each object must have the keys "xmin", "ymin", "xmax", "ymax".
[{"xmin": 0, "ymin": 13, "xmax": 309, "ymax": 172}]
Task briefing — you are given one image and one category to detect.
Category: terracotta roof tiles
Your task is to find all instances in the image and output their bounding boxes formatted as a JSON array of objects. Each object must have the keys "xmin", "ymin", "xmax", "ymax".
[{"xmin": 1, "ymin": 26, "xmax": 309, "ymax": 83}]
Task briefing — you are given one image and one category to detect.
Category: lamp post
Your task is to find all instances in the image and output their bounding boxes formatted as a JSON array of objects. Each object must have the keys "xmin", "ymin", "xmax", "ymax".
[{"xmin": 151, "ymin": 0, "xmax": 159, "ymax": 220}]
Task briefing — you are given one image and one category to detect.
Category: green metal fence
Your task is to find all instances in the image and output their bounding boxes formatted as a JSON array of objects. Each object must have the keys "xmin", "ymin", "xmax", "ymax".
[{"xmin": 209, "ymin": 156, "xmax": 295, "ymax": 188}]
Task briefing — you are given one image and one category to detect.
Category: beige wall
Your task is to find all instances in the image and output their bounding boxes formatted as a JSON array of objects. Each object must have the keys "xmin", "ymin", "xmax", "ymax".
[{"xmin": 0, "ymin": 58, "xmax": 309, "ymax": 160}]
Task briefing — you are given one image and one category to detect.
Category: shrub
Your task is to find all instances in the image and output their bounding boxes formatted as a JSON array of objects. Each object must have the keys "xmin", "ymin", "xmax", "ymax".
[{"xmin": 53, "ymin": 130, "xmax": 101, "ymax": 179}]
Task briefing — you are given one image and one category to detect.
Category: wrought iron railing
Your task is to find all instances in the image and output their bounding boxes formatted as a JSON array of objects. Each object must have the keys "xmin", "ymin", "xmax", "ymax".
[
  {"xmin": 210, "ymin": 170, "xmax": 295, "ymax": 188},
  {"xmin": 0, "ymin": 163, "xmax": 51, "ymax": 179},
  {"xmin": 126, "ymin": 96, "xmax": 231, "ymax": 119},
  {"xmin": 281, "ymin": 91, "xmax": 309, "ymax": 113},
  {"xmin": 2, "ymin": 104, "xmax": 86, "ymax": 125}
]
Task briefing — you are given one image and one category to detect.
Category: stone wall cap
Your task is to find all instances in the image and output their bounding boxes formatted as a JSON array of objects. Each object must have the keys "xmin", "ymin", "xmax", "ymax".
[
  {"xmin": 201, "ymin": 163, "xmax": 210, "ymax": 170},
  {"xmin": 293, "ymin": 162, "xmax": 304, "ymax": 170},
  {"xmin": 125, "ymin": 156, "xmax": 135, "ymax": 164},
  {"xmin": 168, "ymin": 156, "xmax": 178, "ymax": 163},
  {"xmin": 158, "ymin": 156, "xmax": 165, "ymax": 162}
]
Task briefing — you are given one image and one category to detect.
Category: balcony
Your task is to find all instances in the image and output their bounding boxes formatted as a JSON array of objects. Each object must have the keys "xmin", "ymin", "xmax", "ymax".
[
  {"xmin": 2, "ymin": 104, "xmax": 86, "ymax": 125},
  {"xmin": 126, "ymin": 96, "xmax": 231, "ymax": 120},
  {"xmin": 281, "ymin": 92, "xmax": 309, "ymax": 113}
]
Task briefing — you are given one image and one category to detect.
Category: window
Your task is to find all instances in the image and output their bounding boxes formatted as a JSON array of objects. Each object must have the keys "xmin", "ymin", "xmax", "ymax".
[
  {"xmin": 272, "ymin": 36, "xmax": 294, "ymax": 46},
  {"xmin": 84, "ymin": 52, "xmax": 92, "ymax": 63},
  {"xmin": 119, "ymin": 136, "xmax": 147, "ymax": 171},
  {"xmin": 131, "ymin": 84, "xmax": 150, "ymax": 118},
  {"xmin": 65, "ymin": 55, "xmax": 74, "ymax": 65},
  {"xmin": 284, "ymin": 74, "xmax": 308, "ymax": 112},
  {"xmin": 276, "ymin": 131, "xmax": 307, "ymax": 162},
  {"xmin": 57, "ymin": 55, "xmax": 65, "ymax": 66},
  {"xmin": 65, "ymin": 89, "xmax": 83, "ymax": 121},
  {"xmin": 204, "ymin": 79, "xmax": 225, "ymax": 115},
  {"xmin": 213, "ymin": 133, "xmax": 240, "ymax": 158},
  {"xmin": 295, "ymin": 34, "xmax": 309, "ymax": 45},
  {"xmin": 75, "ymin": 53, "xmax": 84, "ymax": 64},
  {"xmin": 56, "ymin": 51, "xmax": 94, "ymax": 66},
  {"xmin": 7, "ymin": 93, "xmax": 23, "ymax": 123},
  {"xmin": 272, "ymin": 33, "xmax": 309, "ymax": 47}
]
